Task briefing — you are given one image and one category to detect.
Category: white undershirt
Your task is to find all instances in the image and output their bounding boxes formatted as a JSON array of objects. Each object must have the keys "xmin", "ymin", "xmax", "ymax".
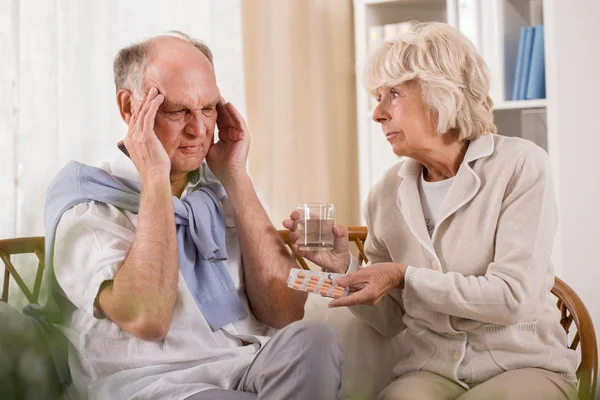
[{"xmin": 418, "ymin": 169, "xmax": 455, "ymax": 237}]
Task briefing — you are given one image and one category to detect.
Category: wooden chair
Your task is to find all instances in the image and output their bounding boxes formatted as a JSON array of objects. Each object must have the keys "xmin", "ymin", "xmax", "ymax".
[
  {"xmin": 1, "ymin": 233, "xmax": 597, "ymax": 399},
  {"xmin": 552, "ymin": 277, "xmax": 598, "ymax": 400},
  {"xmin": 280, "ymin": 226, "xmax": 598, "ymax": 400},
  {"xmin": 0, "ymin": 236, "xmax": 45, "ymax": 304}
]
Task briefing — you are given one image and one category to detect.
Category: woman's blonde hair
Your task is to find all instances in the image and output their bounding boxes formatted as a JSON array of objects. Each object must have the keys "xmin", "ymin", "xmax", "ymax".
[{"xmin": 364, "ymin": 22, "xmax": 496, "ymax": 140}]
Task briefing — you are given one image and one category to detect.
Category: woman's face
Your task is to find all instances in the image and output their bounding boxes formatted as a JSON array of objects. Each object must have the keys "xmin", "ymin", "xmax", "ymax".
[{"xmin": 372, "ymin": 82, "xmax": 440, "ymax": 158}]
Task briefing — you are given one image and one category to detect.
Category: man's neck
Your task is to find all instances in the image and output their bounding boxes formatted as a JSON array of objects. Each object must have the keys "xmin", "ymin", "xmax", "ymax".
[{"xmin": 170, "ymin": 173, "xmax": 189, "ymax": 198}]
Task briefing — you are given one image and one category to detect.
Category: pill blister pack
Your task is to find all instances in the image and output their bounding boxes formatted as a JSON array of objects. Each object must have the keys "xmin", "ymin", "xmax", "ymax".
[{"xmin": 287, "ymin": 268, "xmax": 349, "ymax": 298}]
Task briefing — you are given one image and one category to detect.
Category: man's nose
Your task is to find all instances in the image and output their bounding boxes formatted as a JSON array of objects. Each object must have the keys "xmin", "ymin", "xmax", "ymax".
[{"xmin": 184, "ymin": 111, "xmax": 208, "ymax": 137}]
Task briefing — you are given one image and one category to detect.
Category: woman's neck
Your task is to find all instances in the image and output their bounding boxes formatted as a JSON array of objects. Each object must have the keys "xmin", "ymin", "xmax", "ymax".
[{"xmin": 416, "ymin": 139, "xmax": 469, "ymax": 182}]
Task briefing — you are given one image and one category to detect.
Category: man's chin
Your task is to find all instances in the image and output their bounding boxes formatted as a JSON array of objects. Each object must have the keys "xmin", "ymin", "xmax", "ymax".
[{"xmin": 172, "ymin": 158, "xmax": 205, "ymax": 175}]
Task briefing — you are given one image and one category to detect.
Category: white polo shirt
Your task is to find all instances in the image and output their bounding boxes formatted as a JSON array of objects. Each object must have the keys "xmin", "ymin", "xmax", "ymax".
[{"xmin": 53, "ymin": 152, "xmax": 275, "ymax": 400}]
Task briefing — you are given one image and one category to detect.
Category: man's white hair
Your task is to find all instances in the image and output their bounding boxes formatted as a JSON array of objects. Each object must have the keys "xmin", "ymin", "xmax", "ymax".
[
  {"xmin": 364, "ymin": 22, "xmax": 496, "ymax": 141},
  {"xmin": 113, "ymin": 31, "xmax": 213, "ymax": 97}
]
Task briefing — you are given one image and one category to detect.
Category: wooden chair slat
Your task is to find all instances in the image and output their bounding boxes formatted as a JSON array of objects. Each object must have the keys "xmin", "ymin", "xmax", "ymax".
[
  {"xmin": 0, "ymin": 250, "xmax": 34, "ymax": 303},
  {"xmin": 2, "ymin": 258, "xmax": 9, "ymax": 302},
  {"xmin": 32, "ymin": 255, "xmax": 45, "ymax": 303}
]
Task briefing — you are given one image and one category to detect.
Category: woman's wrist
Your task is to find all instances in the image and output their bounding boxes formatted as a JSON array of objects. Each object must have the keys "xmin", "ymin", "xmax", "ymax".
[
  {"xmin": 395, "ymin": 263, "xmax": 408, "ymax": 288},
  {"xmin": 345, "ymin": 252, "xmax": 361, "ymax": 274}
]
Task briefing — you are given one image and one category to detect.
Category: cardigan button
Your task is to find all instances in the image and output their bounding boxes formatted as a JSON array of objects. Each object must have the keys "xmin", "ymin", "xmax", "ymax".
[{"xmin": 432, "ymin": 260, "xmax": 440, "ymax": 270}]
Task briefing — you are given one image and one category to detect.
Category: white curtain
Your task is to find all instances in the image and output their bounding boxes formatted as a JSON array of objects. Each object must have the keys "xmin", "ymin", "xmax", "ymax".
[{"xmin": 0, "ymin": 0, "xmax": 246, "ymax": 240}]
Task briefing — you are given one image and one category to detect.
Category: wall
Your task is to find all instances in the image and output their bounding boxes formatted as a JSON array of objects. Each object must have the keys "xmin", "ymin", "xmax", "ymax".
[{"xmin": 546, "ymin": 0, "xmax": 600, "ymax": 391}]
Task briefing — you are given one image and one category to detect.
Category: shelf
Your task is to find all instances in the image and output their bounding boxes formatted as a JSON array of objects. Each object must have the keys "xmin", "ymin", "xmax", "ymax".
[
  {"xmin": 364, "ymin": 0, "xmax": 445, "ymax": 6},
  {"xmin": 494, "ymin": 99, "xmax": 547, "ymax": 110}
]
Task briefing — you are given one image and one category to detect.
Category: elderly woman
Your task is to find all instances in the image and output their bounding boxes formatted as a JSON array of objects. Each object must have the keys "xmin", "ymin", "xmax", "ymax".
[{"xmin": 283, "ymin": 22, "xmax": 577, "ymax": 400}]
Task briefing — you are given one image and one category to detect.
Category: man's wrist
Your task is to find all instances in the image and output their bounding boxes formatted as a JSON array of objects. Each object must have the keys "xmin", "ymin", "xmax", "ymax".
[
  {"xmin": 219, "ymin": 168, "xmax": 250, "ymax": 189},
  {"xmin": 140, "ymin": 174, "xmax": 172, "ymax": 193}
]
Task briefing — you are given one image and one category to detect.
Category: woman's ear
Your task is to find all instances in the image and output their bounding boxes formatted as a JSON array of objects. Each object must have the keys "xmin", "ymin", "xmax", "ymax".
[{"xmin": 116, "ymin": 89, "xmax": 134, "ymax": 124}]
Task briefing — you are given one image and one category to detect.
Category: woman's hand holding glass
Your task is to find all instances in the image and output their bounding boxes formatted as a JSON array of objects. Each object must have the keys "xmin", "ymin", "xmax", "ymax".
[{"xmin": 282, "ymin": 210, "xmax": 351, "ymax": 274}]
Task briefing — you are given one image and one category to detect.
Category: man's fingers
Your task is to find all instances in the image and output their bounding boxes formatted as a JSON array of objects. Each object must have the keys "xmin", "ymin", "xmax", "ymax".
[
  {"xmin": 130, "ymin": 90, "xmax": 148, "ymax": 121},
  {"xmin": 216, "ymin": 97, "xmax": 235, "ymax": 128},
  {"xmin": 134, "ymin": 87, "xmax": 158, "ymax": 133},
  {"xmin": 143, "ymin": 94, "xmax": 165, "ymax": 134},
  {"xmin": 225, "ymin": 102, "xmax": 248, "ymax": 132},
  {"xmin": 216, "ymin": 103, "xmax": 238, "ymax": 143},
  {"xmin": 219, "ymin": 128, "xmax": 243, "ymax": 143}
]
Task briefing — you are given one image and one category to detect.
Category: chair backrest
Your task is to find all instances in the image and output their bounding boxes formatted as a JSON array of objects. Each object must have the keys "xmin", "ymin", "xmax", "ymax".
[
  {"xmin": 279, "ymin": 226, "xmax": 598, "ymax": 399},
  {"xmin": 0, "ymin": 236, "xmax": 45, "ymax": 304},
  {"xmin": 552, "ymin": 277, "xmax": 598, "ymax": 399},
  {"xmin": 2, "ymin": 233, "xmax": 597, "ymax": 398},
  {"xmin": 0, "ymin": 237, "xmax": 63, "ymax": 399}
]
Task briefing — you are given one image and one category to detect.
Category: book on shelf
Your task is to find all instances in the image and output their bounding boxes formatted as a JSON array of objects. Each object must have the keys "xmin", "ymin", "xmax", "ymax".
[
  {"xmin": 518, "ymin": 26, "xmax": 534, "ymax": 100},
  {"xmin": 512, "ymin": 27, "xmax": 529, "ymax": 101},
  {"xmin": 512, "ymin": 25, "xmax": 545, "ymax": 101},
  {"xmin": 525, "ymin": 25, "xmax": 546, "ymax": 100}
]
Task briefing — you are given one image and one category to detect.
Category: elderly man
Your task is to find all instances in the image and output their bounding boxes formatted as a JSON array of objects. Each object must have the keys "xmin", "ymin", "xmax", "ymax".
[{"xmin": 43, "ymin": 32, "xmax": 342, "ymax": 400}]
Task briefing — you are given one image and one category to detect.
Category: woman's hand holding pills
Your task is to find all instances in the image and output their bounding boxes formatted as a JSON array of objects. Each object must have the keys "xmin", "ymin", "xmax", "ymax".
[{"xmin": 327, "ymin": 263, "xmax": 407, "ymax": 308}]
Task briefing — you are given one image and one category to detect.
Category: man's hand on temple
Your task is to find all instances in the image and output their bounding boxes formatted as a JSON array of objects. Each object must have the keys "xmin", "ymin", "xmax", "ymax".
[
  {"xmin": 123, "ymin": 86, "xmax": 170, "ymax": 182},
  {"xmin": 206, "ymin": 97, "xmax": 251, "ymax": 186}
]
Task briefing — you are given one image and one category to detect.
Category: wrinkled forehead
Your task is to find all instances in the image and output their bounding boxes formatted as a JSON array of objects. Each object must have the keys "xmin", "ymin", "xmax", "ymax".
[{"xmin": 143, "ymin": 54, "xmax": 219, "ymax": 107}]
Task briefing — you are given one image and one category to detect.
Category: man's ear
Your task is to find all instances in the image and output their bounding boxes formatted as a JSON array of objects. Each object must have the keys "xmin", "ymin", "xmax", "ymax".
[{"xmin": 116, "ymin": 89, "xmax": 134, "ymax": 124}]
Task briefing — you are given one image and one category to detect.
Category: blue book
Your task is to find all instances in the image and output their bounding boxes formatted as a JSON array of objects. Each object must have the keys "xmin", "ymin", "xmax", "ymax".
[
  {"xmin": 517, "ymin": 27, "xmax": 535, "ymax": 100},
  {"xmin": 512, "ymin": 27, "xmax": 528, "ymax": 100},
  {"xmin": 525, "ymin": 25, "xmax": 546, "ymax": 99}
]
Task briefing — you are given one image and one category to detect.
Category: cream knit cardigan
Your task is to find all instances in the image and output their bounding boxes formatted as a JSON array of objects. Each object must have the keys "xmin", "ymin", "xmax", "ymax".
[{"xmin": 348, "ymin": 133, "xmax": 577, "ymax": 388}]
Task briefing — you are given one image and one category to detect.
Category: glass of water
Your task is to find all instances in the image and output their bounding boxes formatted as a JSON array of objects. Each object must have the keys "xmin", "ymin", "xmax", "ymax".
[{"xmin": 296, "ymin": 203, "xmax": 335, "ymax": 251}]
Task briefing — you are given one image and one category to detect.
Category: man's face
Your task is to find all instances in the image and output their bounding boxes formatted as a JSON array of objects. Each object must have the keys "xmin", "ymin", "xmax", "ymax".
[{"xmin": 133, "ymin": 39, "xmax": 220, "ymax": 177}]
